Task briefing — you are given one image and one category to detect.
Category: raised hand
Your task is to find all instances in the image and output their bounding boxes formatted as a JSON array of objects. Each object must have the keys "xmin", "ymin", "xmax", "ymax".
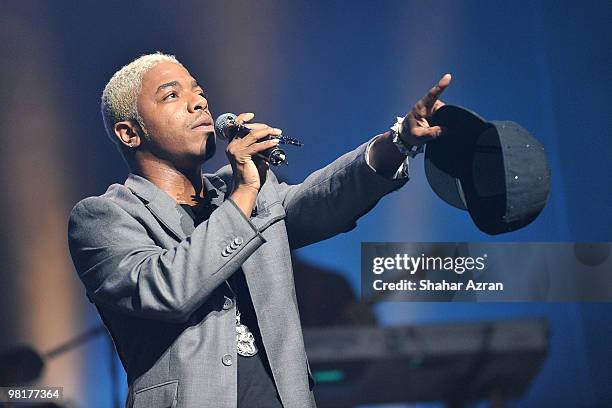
[{"xmin": 401, "ymin": 73, "xmax": 452, "ymax": 146}]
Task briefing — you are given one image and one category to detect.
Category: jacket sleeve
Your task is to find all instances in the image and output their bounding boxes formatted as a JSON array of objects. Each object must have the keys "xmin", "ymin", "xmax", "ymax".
[
  {"xmin": 68, "ymin": 196, "xmax": 265, "ymax": 323},
  {"xmin": 271, "ymin": 137, "xmax": 409, "ymax": 249}
]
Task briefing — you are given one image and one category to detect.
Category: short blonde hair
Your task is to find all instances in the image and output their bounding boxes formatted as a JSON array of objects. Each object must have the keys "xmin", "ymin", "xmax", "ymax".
[{"xmin": 101, "ymin": 52, "xmax": 182, "ymax": 146}]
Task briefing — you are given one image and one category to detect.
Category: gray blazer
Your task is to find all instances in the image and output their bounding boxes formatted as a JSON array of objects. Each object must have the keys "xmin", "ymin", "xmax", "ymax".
[{"xmin": 68, "ymin": 140, "xmax": 407, "ymax": 408}]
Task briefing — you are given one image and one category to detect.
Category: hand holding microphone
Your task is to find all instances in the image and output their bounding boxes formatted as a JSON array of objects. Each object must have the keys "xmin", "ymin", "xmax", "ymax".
[
  {"xmin": 215, "ymin": 112, "xmax": 303, "ymax": 166},
  {"xmin": 224, "ymin": 112, "xmax": 281, "ymax": 188},
  {"xmin": 217, "ymin": 112, "xmax": 303, "ymax": 217},
  {"xmin": 220, "ymin": 113, "xmax": 281, "ymax": 216}
]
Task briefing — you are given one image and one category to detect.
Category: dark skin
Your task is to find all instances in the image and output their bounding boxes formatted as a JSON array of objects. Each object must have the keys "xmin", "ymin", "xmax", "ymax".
[
  {"xmin": 367, "ymin": 73, "xmax": 452, "ymax": 175},
  {"xmin": 112, "ymin": 61, "xmax": 451, "ymax": 216}
]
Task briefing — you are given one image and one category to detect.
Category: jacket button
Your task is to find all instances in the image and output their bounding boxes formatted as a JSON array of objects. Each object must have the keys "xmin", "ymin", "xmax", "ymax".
[
  {"xmin": 234, "ymin": 237, "xmax": 244, "ymax": 246},
  {"xmin": 222, "ymin": 297, "xmax": 233, "ymax": 310},
  {"xmin": 222, "ymin": 354, "xmax": 233, "ymax": 366}
]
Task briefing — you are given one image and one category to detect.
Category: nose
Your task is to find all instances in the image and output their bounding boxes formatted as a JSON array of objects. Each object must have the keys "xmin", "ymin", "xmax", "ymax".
[{"xmin": 188, "ymin": 91, "xmax": 208, "ymax": 113}]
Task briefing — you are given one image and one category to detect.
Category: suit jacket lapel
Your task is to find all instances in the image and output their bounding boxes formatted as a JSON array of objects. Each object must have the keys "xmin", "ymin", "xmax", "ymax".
[
  {"xmin": 124, "ymin": 174, "xmax": 187, "ymax": 241},
  {"xmin": 124, "ymin": 173, "xmax": 229, "ymax": 242},
  {"xmin": 202, "ymin": 175, "xmax": 226, "ymax": 209}
]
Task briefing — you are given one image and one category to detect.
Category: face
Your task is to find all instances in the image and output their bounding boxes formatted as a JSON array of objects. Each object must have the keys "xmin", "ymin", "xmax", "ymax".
[{"xmin": 136, "ymin": 61, "xmax": 215, "ymax": 169}]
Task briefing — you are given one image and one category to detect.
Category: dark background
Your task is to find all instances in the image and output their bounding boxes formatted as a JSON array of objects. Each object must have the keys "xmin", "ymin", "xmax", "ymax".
[{"xmin": 0, "ymin": 1, "xmax": 610, "ymax": 407}]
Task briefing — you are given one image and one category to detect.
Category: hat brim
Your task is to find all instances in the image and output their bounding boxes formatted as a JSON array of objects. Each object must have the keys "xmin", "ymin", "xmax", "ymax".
[{"xmin": 425, "ymin": 105, "xmax": 490, "ymax": 210}]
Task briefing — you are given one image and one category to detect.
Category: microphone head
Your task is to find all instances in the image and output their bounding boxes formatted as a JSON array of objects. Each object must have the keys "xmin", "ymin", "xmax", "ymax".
[{"xmin": 214, "ymin": 113, "xmax": 237, "ymax": 140}]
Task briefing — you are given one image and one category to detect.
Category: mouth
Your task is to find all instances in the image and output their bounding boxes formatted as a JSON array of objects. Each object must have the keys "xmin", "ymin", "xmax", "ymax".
[{"xmin": 191, "ymin": 115, "xmax": 214, "ymax": 132}]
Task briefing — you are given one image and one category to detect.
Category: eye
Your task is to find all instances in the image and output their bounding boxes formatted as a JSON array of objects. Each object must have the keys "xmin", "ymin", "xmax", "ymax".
[
  {"xmin": 198, "ymin": 91, "xmax": 207, "ymax": 98},
  {"xmin": 164, "ymin": 92, "xmax": 178, "ymax": 100}
]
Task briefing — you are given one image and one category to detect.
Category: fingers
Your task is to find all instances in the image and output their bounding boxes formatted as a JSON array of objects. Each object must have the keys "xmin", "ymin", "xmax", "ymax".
[
  {"xmin": 226, "ymin": 134, "xmax": 279, "ymax": 160},
  {"xmin": 246, "ymin": 138, "xmax": 280, "ymax": 155},
  {"xmin": 235, "ymin": 112, "xmax": 255, "ymax": 125},
  {"xmin": 416, "ymin": 73, "xmax": 452, "ymax": 116},
  {"xmin": 243, "ymin": 123, "xmax": 268, "ymax": 130},
  {"xmin": 412, "ymin": 125, "xmax": 445, "ymax": 139},
  {"xmin": 233, "ymin": 112, "xmax": 282, "ymax": 142},
  {"xmin": 227, "ymin": 124, "xmax": 280, "ymax": 150},
  {"xmin": 243, "ymin": 126, "xmax": 282, "ymax": 145}
]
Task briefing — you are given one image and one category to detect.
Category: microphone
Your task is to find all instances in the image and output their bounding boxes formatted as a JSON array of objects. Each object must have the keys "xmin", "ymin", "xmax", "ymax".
[{"xmin": 214, "ymin": 113, "xmax": 303, "ymax": 166}]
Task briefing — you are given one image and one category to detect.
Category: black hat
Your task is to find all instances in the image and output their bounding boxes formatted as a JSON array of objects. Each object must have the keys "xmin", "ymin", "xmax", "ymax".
[{"xmin": 425, "ymin": 105, "xmax": 551, "ymax": 235}]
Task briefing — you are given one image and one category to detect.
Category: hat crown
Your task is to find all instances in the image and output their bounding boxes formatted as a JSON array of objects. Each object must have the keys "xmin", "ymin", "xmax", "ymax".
[{"xmin": 425, "ymin": 106, "xmax": 551, "ymax": 235}]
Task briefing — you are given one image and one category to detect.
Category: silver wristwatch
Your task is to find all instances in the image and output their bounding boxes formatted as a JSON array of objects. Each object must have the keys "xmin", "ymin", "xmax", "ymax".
[{"xmin": 390, "ymin": 116, "xmax": 424, "ymax": 158}]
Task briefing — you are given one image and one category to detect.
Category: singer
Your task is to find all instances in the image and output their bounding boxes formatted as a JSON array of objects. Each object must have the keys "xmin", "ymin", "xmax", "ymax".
[{"xmin": 67, "ymin": 52, "xmax": 450, "ymax": 408}]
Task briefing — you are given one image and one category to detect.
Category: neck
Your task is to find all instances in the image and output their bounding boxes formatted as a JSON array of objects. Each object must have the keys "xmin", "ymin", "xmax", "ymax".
[{"xmin": 134, "ymin": 157, "xmax": 204, "ymax": 206}]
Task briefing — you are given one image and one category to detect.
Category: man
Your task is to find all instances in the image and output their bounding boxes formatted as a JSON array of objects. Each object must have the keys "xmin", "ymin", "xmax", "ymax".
[{"xmin": 68, "ymin": 52, "xmax": 450, "ymax": 408}]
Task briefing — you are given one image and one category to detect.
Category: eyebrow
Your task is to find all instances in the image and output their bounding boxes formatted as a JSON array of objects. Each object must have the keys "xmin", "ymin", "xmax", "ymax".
[{"xmin": 156, "ymin": 79, "xmax": 201, "ymax": 94}]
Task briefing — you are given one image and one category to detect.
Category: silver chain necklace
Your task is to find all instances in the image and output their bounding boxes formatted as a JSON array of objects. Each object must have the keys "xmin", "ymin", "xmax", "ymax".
[{"xmin": 235, "ymin": 309, "xmax": 258, "ymax": 357}]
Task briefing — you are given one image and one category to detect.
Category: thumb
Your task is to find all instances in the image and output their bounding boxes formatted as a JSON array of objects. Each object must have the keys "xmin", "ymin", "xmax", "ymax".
[{"xmin": 413, "ymin": 125, "xmax": 446, "ymax": 139}]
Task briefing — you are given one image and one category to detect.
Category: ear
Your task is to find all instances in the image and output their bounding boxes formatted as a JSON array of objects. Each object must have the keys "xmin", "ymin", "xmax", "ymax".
[{"xmin": 113, "ymin": 120, "xmax": 141, "ymax": 148}]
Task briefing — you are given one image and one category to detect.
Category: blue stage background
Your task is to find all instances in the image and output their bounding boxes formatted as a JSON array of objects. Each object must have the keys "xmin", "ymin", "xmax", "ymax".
[{"xmin": 0, "ymin": 1, "xmax": 610, "ymax": 407}]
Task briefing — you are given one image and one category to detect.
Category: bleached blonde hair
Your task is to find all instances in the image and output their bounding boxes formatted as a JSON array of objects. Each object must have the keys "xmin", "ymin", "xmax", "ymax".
[{"xmin": 101, "ymin": 52, "xmax": 182, "ymax": 147}]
